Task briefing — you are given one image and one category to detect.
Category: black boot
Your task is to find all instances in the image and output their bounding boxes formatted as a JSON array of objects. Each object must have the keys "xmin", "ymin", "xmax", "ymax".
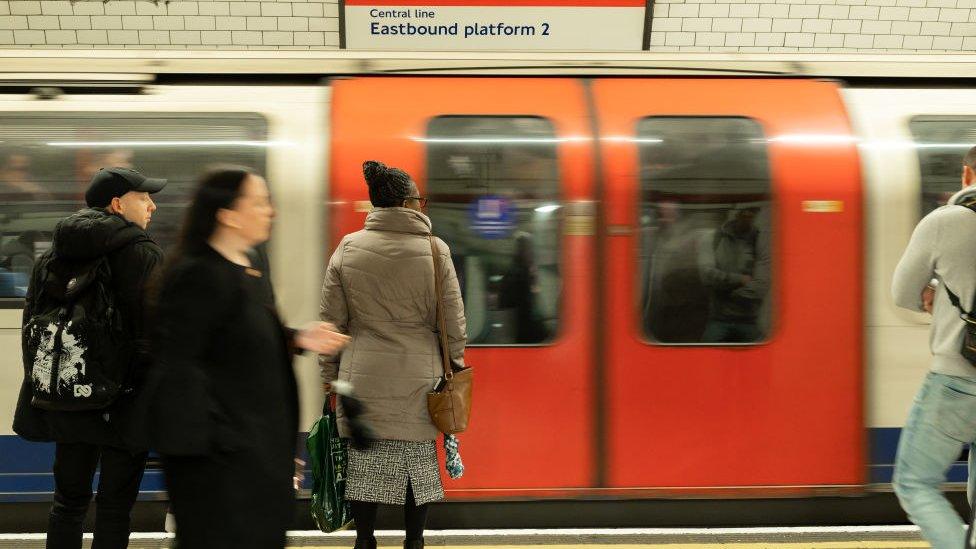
[
  {"xmin": 404, "ymin": 539, "xmax": 424, "ymax": 549},
  {"xmin": 354, "ymin": 537, "xmax": 377, "ymax": 549}
]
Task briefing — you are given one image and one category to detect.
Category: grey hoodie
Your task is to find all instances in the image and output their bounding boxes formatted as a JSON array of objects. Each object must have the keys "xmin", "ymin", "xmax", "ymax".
[{"xmin": 893, "ymin": 185, "xmax": 976, "ymax": 378}]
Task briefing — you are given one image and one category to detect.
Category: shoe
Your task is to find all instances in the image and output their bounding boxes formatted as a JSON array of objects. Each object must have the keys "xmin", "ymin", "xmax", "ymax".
[
  {"xmin": 403, "ymin": 539, "xmax": 424, "ymax": 549},
  {"xmin": 354, "ymin": 537, "xmax": 377, "ymax": 549}
]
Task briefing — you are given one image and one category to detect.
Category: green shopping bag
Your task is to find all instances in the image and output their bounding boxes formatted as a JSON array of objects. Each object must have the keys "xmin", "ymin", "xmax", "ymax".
[{"xmin": 307, "ymin": 397, "xmax": 352, "ymax": 533}]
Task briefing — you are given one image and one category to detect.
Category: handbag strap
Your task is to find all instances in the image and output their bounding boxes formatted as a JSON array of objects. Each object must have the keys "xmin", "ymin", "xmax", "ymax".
[
  {"xmin": 948, "ymin": 197, "xmax": 976, "ymax": 318},
  {"xmin": 429, "ymin": 235, "xmax": 453, "ymax": 381}
]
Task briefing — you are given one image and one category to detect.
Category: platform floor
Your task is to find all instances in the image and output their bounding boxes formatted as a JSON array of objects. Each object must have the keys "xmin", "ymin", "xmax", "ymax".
[{"xmin": 0, "ymin": 527, "xmax": 937, "ymax": 548}]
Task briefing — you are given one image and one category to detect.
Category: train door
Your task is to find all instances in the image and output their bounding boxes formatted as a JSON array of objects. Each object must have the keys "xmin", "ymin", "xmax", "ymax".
[
  {"xmin": 592, "ymin": 79, "xmax": 865, "ymax": 492},
  {"xmin": 330, "ymin": 78, "xmax": 596, "ymax": 494}
]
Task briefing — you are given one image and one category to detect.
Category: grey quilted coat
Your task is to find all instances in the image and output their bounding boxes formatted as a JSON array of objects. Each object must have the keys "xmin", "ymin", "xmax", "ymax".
[{"xmin": 319, "ymin": 207, "xmax": 467, "ymax": 441}]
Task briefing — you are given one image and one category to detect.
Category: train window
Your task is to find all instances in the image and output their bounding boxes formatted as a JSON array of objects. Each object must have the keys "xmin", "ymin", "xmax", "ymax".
[
  {"xmin": 910, "ymin": 116, "xmax": 976, "ymax": 218},
  {"xmin": 425, "ymin": 116, "xmax": 561, "ymax": 346},
  {"xmin": 0, "ymin": 113, "xmax": 267, "ymax": 299},
  {"xmin": 637, "ymin": 117, "xmax": 773, "ymax": 345}
]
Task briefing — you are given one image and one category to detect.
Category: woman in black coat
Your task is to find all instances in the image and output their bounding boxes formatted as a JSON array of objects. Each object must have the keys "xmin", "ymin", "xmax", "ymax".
[{"xmin": 146, "ymin": 167, "xmax": 347, "ymax": 549}]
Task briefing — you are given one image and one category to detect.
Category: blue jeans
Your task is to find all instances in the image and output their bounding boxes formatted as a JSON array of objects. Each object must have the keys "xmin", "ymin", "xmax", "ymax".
[{"xmin": 894, "ymin": 372, "xmax": 976, "ymax": 549}]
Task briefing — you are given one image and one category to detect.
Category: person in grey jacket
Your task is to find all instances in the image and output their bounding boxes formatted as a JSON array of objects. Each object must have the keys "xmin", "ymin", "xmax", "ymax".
[
  {"xmin": 891, "ymin": 145, "xmax": 976, "ymax": 549},
  {"xmin": 319, "ymin": 160, "xmax": 467, "ymax": 549},
  {"xmin": 698, "ymin": 206, "xmax": 770, "ymax": 343}
]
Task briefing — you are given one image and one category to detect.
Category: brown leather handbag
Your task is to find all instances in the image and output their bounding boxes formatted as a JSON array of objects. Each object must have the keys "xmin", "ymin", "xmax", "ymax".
[{"xmin": 427, "ymin": 236, "xmax": 473, "ymax": 434}]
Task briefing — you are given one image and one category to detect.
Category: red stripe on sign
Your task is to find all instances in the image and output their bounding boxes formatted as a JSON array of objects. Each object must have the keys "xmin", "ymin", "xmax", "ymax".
[{"xmin": 345, "ymin": 0, "xmax": 645, "ymax": 6}]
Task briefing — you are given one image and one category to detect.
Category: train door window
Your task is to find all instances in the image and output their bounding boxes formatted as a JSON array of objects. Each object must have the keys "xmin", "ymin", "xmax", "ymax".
[
  {"xmin": 909, "ymin": 116, "xmax": 976, "ymax": 218},
  {"xmin": 425, "ymin": 116, "xmax": 561, "ymax": 345},
  {"xmin": 0, "ymin": 113, "xmax": 267, "ymax": 299},
  {"xmin": 637, "ymin": 116, "xmax": 773, "ymax": 345}
]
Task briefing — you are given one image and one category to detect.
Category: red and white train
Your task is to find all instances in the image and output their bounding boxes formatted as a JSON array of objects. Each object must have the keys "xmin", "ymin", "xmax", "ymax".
[{"xmin": 0, "ymin": 52, "xmax": 973, "ymax": 504}]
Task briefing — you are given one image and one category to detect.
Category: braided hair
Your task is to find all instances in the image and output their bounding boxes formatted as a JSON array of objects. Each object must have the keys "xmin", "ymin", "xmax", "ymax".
[{"xmin": 363, "ymin": 160, "xmax": 413, "ymax": 208}]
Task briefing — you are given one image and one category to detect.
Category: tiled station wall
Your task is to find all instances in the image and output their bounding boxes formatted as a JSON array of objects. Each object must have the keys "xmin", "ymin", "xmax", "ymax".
[{"xmin": 0, "ymin": 0, "xmax": 974, "ymax": 52}]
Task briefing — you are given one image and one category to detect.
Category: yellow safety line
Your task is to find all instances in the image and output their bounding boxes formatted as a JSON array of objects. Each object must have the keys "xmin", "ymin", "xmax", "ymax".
[{"xmin": 295, "ymin": 544, "xmax": 930, "ymax": 549}]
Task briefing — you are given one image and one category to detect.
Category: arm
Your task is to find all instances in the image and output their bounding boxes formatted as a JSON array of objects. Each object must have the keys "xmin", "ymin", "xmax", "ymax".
[
  {"xmin": 892, "ymin": 213, "xmax": 940, "ymax": 312},
  {"xmin": 697, "ymin": 230, "xmax": 746, "ymax": 290},
  {"xmin": 21, "ymin": 254, "xmax": 45, "ymax": 328},
  {"xmin": 147, "ymin": 259, "xmax": 231, "ymax": 455},
  {"xmin": 20, "ymin": 253, "xmax": 47, "ymax": 362},
  {"xmin": 112, "ymin": 241, "xmax": 163, "ymax": 378},
  {"xmin": 319, "ymin": 240, "xmax": 349, "ymax": 384},
  {"xmin": 733, "ymin": 230, "xmax": 770, "ymax": 302},
  {"xmin": 436, "ymin": 238, "xmax": 468, "ymax": 367}
]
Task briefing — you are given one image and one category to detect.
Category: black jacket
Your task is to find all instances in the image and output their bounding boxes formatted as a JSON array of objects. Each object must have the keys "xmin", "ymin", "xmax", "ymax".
[
  {"xmin": 145, "ymin": 246, "xmax": 300, "ymax": 547},
  {"xmin": 145, "ymin": 245, "xmax": 299, "ymax": 458},
  {"xmin": 13, "ymin": 208, "xmax": 163, "ymax": 451}
]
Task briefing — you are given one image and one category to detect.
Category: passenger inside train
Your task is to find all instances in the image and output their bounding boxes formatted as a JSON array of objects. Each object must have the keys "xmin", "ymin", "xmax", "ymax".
[{"xmin": 638, "ymin": 117, "xmax": 772, "ymax": 344}]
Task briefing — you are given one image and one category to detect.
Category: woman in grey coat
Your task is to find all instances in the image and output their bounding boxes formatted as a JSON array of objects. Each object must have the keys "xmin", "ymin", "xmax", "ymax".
[{"xmin": 320, "ymin": 160, "xmax": 467, "ymax": 549}]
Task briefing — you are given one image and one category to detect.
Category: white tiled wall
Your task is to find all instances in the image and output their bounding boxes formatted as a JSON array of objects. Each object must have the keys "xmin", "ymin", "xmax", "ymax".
[
  {"xmin": 0, "ymin": 0, "xmax": 341, "ymax": 49},
  {"xmin": 0, "ymin": 0, "xmax": 973, "ymax": 51},
  {"xmin": 651, "ymin": 0, "xmax": 976, "ymax": 52}
]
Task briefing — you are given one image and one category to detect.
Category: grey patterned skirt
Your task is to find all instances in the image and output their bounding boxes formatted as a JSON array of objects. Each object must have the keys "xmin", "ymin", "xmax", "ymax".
[{"xmin": 345, "ymin": 439, "xmax": 444, "ymax": 506}]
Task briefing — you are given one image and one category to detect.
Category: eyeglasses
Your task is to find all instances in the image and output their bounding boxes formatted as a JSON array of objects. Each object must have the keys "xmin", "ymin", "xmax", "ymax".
[{"xmin": 406, "ymin": 196, "xmax": 428, "ymax": 208}]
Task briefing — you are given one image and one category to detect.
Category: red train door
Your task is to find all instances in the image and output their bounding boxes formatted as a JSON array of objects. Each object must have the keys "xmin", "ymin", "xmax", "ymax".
[
  {"xmin": 330, "ymin": 78, "xmax": 597, "ymax": 495},
  {"xmin": 593, "ymin": 79, "xmax": 864, "ymax": 493}
]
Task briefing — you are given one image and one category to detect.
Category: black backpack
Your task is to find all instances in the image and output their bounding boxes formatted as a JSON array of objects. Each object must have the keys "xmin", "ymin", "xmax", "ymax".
[{"xmin": 22, "ymin": 251, "xmax": 130, "ymax": 411}]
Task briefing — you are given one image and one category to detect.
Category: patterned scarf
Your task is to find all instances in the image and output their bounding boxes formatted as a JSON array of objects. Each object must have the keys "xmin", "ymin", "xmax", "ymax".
[{"xmin": 443, "ymin": 434, "xmax": 464, "ymax": 479}]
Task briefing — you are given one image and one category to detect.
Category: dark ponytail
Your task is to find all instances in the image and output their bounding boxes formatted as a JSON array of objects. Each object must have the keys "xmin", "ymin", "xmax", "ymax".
[{"xmin": 363, "ymin": 160, "xmax": 412, "ymax": 208}]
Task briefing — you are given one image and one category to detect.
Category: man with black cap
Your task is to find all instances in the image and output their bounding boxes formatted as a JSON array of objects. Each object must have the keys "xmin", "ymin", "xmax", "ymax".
[{"xmin": 13, "ymin": 167, "xmax": 166, "ymax": 549}]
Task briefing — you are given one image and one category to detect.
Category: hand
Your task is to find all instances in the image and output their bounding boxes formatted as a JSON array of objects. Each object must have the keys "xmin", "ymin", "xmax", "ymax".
[
  {"xmin": 923, "ymin": 285, "xmax": 935, "ymax": 314},
  {"xmin": 323, "ymin": 382, "xmax": 333, "ymax": 393},
  {"xmin": 296, "ymin": 322, "xmax": 350, "ymax": 355},
  {"xmin": 293, "ymin": 457, "xmax": 305, "ymax": 491}
]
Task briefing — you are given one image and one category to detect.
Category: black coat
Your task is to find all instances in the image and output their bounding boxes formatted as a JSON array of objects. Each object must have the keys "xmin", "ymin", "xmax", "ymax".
[
  {"xmin": 13, "ymin": 208, "xmax": 162, "ymax": 451},
  {"xmin": 144, "ymin": 245, "xmax": 299, "ymax": 548}
]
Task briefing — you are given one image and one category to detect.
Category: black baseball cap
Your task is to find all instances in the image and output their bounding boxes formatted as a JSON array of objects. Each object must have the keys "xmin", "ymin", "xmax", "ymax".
[{"xmin": 85, "ymin": 167, "xmax": 167, "ymax": 208}]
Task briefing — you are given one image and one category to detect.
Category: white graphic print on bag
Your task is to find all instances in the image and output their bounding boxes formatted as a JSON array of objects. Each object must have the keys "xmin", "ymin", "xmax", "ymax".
[{"xmin": 30, "ymin": 321, "xmax": 87, "ymax": 396}]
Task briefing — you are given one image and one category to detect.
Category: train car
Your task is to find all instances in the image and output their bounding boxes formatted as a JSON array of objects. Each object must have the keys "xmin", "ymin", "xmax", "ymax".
[
  {"xmin": 0, "ymin": 83, "xmax": 332, "ymax": 501},
  {"xmin": 0, "ymin": 52, "xmax": 973, "ymax": 512}
]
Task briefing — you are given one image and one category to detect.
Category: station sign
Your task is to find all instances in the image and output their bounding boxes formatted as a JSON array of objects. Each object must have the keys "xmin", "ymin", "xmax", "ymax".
[{"xmin": 342, "ymin": 0, "xmax": 648, "ymax": 51}]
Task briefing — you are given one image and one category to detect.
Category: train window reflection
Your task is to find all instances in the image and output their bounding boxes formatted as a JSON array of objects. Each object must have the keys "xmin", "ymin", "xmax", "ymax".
[
  {"xmin": 0, "ymin": 113, "xmax": 267, "ymax": 299},
  {"xmin": 426, "ymin": 116, "xmax": 561, "ymax": 345},
  {"xmin": 637, "ymin": 117, "xmax": 773, "ymax": 345},
  {"xmin": 909, "ymin": 116, "xmax": 976, "ymax": 218}
]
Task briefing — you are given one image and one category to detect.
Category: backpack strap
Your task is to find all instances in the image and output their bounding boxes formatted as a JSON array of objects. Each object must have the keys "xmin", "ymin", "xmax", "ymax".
[
  {"xmin": 959, "ymin": 196, "xmax": 976, "ymax": 212},
  {"xmin": 946, "ymin": 196, "xmax": 976, "ymax": 318},
  {"xmin": 945, "ymin": 283, "xmax": 971, "ymax": 317}
]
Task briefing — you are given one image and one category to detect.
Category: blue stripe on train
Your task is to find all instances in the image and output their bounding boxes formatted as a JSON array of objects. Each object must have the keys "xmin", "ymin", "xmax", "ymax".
[
  {"xmin": 0, "ymin": 437, "xmax": 169, "ymax": 501},
  {"xmin": 0, "ymin": 429, "xmax": 968, "ymax": 500},
  {"xmin": 869, "ymin": 426, "xmax": 970, "ymax": 484},
  {"xmin": 0, "ymin": 434, "xmax": 312, "ymax": 502}
]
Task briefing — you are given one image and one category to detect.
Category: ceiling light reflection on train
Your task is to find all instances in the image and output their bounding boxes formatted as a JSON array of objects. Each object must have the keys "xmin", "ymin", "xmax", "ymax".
[
  {"xmin": 767, "ymin": 134, "xmax": 860, "ymax": 145},
  {"xmin": 601, "ymin": 136, "xmax": 664, "ymax": 144},
  {"xmin": 411, "ymin": 136, "xmax": 590, "ymax": 144},
  {"xmin": 45, "ymin": 140, "xmax": 290, "ymax": 147},
  {"xmin": 859, "ymin": 140, "xmax": 976, "ymax": 150},
  {"xmin": 534, "ymin": 204, "xmax": 560, "ymax": 214}
]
